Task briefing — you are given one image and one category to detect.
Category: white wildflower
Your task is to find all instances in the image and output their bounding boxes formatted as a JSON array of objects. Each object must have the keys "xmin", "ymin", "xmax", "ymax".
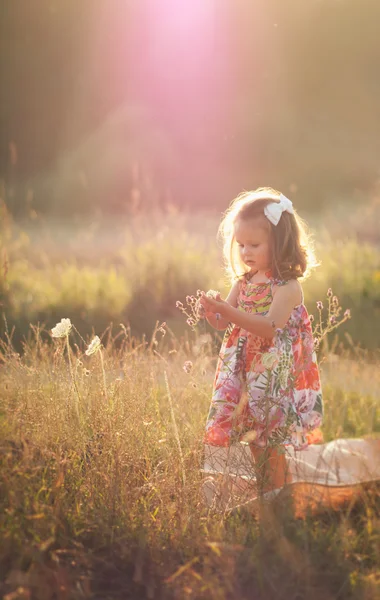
[
  {"xmin": 85, "ymin": 335, "xmax": 102, "ymax": 356},
  {"xmin": 51, "ymin": 318, "xmax": 72, "ymax": 338},
  {"xmin": 206, "ymin": 289, "xmax": 220, "ymax": 299}
]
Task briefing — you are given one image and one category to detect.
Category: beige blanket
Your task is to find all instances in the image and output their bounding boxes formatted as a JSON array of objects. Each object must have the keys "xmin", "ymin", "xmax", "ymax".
[{"xmin": 203, "ymin": 439, "xmax": 380, "ymax": 515}]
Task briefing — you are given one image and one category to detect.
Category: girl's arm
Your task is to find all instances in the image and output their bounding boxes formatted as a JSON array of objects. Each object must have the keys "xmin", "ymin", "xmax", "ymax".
[
  {"xmin": 201, "ymin": 279, "xmax": 302, "ymax": 339},
  {"xmin": 203, "ymin": 280, "xmax": 240, "ymax": 331}
]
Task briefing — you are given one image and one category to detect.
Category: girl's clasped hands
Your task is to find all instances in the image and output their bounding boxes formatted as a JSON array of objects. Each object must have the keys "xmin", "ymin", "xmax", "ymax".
[{"xmin": 199, "ymin": 290, "xmax": 223, "ymax": 316}]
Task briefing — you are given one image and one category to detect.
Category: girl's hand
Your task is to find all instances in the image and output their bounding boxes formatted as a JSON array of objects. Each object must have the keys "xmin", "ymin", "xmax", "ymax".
[{"xmin": 199, "ymin": 292, "xmax": 227, "ymax": 317}]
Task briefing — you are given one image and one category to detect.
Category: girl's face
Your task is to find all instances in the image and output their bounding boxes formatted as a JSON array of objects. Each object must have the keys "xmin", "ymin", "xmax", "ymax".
[{"xmin": 234, "ymin": 217, "xmax": 271, "ymax": 274}]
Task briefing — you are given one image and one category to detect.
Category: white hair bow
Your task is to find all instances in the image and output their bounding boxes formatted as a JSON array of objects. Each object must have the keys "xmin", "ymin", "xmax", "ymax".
[{"xmin": 264, "ymin": 194, "xmax": 294, "ymax": 226}]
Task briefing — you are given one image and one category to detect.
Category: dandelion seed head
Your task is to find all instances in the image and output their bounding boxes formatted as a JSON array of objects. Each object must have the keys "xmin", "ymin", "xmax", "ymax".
[
  {"xmin": 198, "ymin": 333, "xmax": 212, "ymax": 346},
  {"xmin": 192, "ymin": 333, "xmax": 212, "ymax": 356}
]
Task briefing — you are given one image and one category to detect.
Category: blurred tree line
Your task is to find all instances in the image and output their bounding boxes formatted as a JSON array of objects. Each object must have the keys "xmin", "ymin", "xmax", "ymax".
[{"xmin": 1, "ymin": 0, "xmax": 380, "ymax": 216}]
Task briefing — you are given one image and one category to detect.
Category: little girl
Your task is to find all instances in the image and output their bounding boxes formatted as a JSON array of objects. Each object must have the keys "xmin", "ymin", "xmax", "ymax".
[{"xmin": 200, "ymin": 187, "xmax": 323, "ymax": 497}]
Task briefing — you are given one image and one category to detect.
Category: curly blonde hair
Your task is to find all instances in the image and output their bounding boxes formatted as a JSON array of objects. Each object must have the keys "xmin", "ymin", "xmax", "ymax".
[{"xmin": 219, "ymin": 187, "xmax": 317, "ymax": 282}]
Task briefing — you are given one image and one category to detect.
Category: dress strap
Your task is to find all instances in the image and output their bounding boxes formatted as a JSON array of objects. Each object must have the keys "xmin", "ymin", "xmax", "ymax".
[{"xmin": 270, "ymin": 277, "xmax": 304, "ymax": 305}]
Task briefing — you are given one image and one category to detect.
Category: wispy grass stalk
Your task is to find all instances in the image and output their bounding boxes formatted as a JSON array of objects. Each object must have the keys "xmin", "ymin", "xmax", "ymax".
[
  {"xmin": 66, "ymin": 333, "xmax": 81, "ymax": 420},
  {"xmin": 164, "ymin": 370, "xmax": 186, "ymax": 487}
]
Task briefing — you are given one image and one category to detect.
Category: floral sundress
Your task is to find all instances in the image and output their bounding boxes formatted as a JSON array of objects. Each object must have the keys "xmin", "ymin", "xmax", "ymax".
[{"xmin": 204, "ymin": 274, "xmax": 323, "ymax": 451}]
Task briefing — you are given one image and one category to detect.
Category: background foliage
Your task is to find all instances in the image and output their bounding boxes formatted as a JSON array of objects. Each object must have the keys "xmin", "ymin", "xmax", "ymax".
[{"xmin": 1, "ymin": 196, "xmax": 380, "ymax": 350}]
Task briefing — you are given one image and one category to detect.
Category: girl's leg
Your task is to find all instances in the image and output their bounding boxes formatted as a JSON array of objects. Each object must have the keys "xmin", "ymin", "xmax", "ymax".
[{"xmin": 250, "ymin": 445, "xmax": 292, "ymax": 494}]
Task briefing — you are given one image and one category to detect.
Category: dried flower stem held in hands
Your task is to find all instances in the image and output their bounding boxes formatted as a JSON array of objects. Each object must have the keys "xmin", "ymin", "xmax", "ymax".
[
  {"xmin": 176, "ymin": 290, "xmax": 204, "ymax": 331},
  {"xmin": 176, "ymin": 289, "xmax": 221, "ymax": 331}
]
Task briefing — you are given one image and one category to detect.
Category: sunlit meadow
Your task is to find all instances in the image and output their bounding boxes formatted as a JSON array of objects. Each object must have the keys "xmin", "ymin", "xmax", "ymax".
[{"xmin": 1, "ymin": 197, "xmax": 380, "ymax": 599}]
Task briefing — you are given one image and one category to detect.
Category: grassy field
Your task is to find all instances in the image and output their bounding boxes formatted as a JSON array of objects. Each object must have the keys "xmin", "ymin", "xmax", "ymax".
[
  {"xmin": 0, "ymin": 324, "xmax": 379, "ymax": 599},
  {"xmin": 0, "ymin": 199, "xmax": 380, "ymax": 599}
]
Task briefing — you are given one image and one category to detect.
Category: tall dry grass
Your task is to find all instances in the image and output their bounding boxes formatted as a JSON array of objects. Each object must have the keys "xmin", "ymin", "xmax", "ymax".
[{"xmin": 0, "ymin": 321, "xmax": 379, "ymax": 599}]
